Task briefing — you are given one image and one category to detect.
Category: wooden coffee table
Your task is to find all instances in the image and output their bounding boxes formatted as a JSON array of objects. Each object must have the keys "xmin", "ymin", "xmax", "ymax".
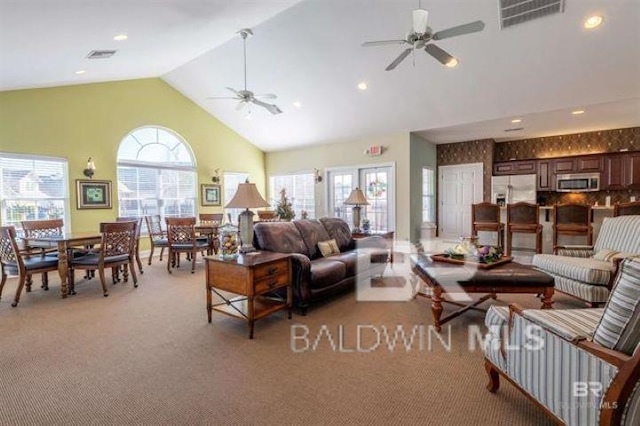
[{"xmin": 411, "ymin": 254, "xmax": 554, "ymax": 331}]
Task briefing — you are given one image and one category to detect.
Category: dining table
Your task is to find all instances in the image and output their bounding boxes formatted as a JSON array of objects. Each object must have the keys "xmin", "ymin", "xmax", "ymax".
[
  {"xmin": 195, "ymin": 223, "xmax": 220, "ymax": 255},
  {"xmin": 23, "ymin": 232, "xmax": 102, "ymax": 298}
]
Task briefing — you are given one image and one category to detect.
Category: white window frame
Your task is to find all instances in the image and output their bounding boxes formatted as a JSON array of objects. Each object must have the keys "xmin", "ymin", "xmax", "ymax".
[
  {"xmin": 116, "ymin": 126, "xmax": 197, "ymax": 230},
  {"xmin": 269, "ymin": 171, "xmax": 316, "ymax": 219},
  {"xmin": 422, "ymin": 167, "xmax": 436, "ymax": 223},
  {"xmin": 0, "ymin": 152, "xmax": 71, "ymax": 232}
]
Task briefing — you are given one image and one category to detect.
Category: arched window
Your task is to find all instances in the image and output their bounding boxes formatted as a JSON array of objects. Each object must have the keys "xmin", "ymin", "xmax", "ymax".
[{"xmin": 117, "ymin": 127, "xmax": 196, "ymax": 224}]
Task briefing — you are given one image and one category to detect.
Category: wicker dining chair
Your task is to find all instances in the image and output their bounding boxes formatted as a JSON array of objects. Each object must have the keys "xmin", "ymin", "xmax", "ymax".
[
  {"xmin": 69, "ymin": 221, "xmax": 138, "ymax": 297},
  {"xmin": 144, "ymin": 215, "xmax": 168, "ymax": 266},
  {"xmin": 20, "ymin": 218, "xmax": 64, "ymax": 291},
  {"xmin": 0, "ymin": 226, "xmax": 59, "ymax": 307},
  {"xmin": 117, "ymin": 216, "xmax": 144, "ymax": 275}
]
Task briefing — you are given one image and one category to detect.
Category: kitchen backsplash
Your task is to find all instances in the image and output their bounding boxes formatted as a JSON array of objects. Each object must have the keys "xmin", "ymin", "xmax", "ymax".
[
  {"xmin": 538, "ymin": 190, "xmax": 640, "ymax": 206},
  {"xmin": 494, "ymin": 127, "xmax": 639, "ymax": 161}
]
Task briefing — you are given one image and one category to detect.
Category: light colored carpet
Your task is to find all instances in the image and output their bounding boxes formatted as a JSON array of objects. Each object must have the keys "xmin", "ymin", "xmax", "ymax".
[{"xmin": 0, "ymin": 257, "xmax": 582, "ymax": 425}]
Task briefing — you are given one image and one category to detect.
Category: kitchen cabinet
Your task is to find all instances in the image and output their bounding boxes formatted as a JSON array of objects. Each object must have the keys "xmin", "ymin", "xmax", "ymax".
[
  {"xmin": 576, "ymin": 156, "xmax": 603, "ymax": 172},
  {"xmin": 627, "ymin": 152, "xmax": 640, "ymax": 190},
  {"xmin": 537, "ymin": 160, "xmax": 553, "ymax": 191},
  {"xmin": 603, "ymin": 154, "xmax": 626, "ymax": 190},
  {"xmin": 493, "ymin": 159, "xmax": 536, "ymax": 176},
  {"xmin": 553, "ymin": 158, "xmax": 576, "ymax": 174}
]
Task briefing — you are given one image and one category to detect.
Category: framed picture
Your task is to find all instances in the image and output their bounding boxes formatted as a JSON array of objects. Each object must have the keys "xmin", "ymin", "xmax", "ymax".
[
  {"xmin": 76, "ymin": 180, "xmax": 112, "ymax": 209},
  {"xmin": 201, "ymin": 184, "xmax": 221, "ymax": 206}
]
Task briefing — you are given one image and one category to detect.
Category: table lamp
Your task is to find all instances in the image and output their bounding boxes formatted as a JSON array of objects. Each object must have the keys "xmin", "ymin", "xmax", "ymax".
[
  {"xmin": 225, "ymin": 180, "xmax": 270, "ymax": 253},
  {"xmin": 343, "ymin": 187, "xmax": 369, "ymax": 233}
]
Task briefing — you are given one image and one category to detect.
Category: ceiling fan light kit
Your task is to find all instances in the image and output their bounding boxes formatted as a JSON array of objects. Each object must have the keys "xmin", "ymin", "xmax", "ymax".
[
  {"xmin": 362, "ymin": 5, "xmax": 484, "ymax": 71},
  {"xmin": 207, "ymin": 28, "xmax": 282, "ymax": 116}
]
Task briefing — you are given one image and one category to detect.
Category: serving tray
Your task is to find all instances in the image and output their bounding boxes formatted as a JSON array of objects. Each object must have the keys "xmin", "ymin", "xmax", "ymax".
[{"xmin": 430, "ymin": 254, "xmax": 513, "ymax": 269}]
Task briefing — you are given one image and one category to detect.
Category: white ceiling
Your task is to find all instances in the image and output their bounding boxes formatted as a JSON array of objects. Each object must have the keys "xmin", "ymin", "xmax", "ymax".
[{"xmin": 2, "ymin": 0, "xmax": 640, "ymax": 151}]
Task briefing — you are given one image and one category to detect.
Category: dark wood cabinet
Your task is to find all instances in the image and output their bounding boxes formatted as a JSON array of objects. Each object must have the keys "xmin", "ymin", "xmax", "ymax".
[
  {"xmin": 576, "ymin": 156, "xmax": 603, "ymax": 172},
  {"xmin": 493, "ymin": 160, "xmax": 536, "ymax": 176},
  {"xmin": 627, "ymin": 152, "xmax": 640, "ymax": 189},
  {"xmin": 537, "ymin": 160, "xmax": 553, "ymax": 191},
  {"xmin": 553, "ymin": 158, "xmax": 576, "ymax": 174},
  {"xmin": 603, "ymin": 154, "xmax": 626, "ymax": 190}
]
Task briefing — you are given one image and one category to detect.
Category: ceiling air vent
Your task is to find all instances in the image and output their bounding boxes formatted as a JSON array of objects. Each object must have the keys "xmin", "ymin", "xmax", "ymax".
[
  {"xmin": 504, "ymin": 127, "xmax": 524, "ymax": 132},
  {"xmin": 87, "ymin": 50, "xmax": 117, "ymax": 59},
  {"xmin": 499, "ymin": 0, "xmax": 564, "ymax": 29}
]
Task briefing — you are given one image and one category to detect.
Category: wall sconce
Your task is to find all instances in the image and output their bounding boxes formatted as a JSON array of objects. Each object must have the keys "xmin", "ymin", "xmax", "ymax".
[
  {"xmin": 211, "ymin": 168, "xmax": 220, "ymax": 184},
  {"xmin": 83, "ymin": 157, "xmax": 96, "ymax": 178},
  {"xmin": 314, "ymin": 168, "xmax": 323, "ymax": 184}
]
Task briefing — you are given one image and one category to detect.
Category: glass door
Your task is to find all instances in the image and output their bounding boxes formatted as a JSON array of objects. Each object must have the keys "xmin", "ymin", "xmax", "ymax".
[{"xmin": 327, "ymin": 170, "xmax": 357, "ymax": 225}]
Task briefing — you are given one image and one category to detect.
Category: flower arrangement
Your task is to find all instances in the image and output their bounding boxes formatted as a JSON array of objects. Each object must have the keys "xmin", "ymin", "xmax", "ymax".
[{"xmin": 444, "ymin": 243, "xmax": 503, "ymax": 264}]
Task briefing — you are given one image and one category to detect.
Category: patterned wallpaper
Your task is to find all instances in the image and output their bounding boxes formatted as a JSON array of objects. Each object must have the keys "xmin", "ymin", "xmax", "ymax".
[
  {"xmin": 494, "ymin": 127, "xmax": 640, "ymax": 161},
  {"xmin": 437, "ymin": 139, "xmax": 494, "ymax": 201}
]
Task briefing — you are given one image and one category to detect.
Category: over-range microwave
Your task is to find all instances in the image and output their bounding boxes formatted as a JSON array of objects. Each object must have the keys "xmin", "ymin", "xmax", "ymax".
[{"xmin": 556, "ymin": 173, "xmax": 600, "ymax": 192}]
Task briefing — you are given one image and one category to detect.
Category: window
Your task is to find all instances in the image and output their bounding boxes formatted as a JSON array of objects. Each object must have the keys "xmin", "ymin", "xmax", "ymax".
[
  {"xmin": 422, "ymin": 167, "xmax": 435, "ymax": 223},
  {"xmin": 223, "ymin": 172, "xmax": 249, "ymax": 223},
  {"xmin": 0, "ymin": 153, "xmax": 70, "ymax": 230},
  {"xmin": 117, "ymin": 127, "xmax": 196, "ymax": 228},
  {"xmin": 269, "ymin": 173, "xmax": 315, "ymax": 219}
]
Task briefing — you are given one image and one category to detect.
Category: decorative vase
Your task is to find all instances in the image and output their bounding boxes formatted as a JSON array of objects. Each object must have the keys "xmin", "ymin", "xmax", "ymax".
[{"xmin": 219, "ymin": 222, "xmax": 239, "ymax": 259}]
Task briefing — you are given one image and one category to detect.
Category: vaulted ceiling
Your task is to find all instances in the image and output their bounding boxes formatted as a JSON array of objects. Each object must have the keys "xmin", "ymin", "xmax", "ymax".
[{"xmin": 2, "ymin": 0, "xmax": 639, "ymax": 151}]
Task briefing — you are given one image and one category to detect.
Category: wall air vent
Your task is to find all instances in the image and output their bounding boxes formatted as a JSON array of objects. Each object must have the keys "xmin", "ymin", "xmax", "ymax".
[
  {"xmin": 87, "ymin": 50, "xmax": 117, "ymax": 59},
  {"xmin": 499, "ymin": 0, "xmax": 564, "ymax": 29},
  {"xmin": 504, "ymin": 127, "xmax": 525, "ymax": 132}
]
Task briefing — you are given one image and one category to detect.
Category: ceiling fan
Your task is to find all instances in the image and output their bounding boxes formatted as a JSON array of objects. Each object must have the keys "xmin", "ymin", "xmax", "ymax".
[
  {"xmin": 207, "ymin": 29, "xmax": 282, "ymax": 116},
  {"xmin": 362, "ymin": 2, "xmax": 485, "ymax": 71}
]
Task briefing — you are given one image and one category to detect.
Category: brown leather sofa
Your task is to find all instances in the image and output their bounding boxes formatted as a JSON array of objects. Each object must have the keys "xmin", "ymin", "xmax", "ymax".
[{"xmin": 253, "ymin": 218, "xmax": 388, "ymax": 313}]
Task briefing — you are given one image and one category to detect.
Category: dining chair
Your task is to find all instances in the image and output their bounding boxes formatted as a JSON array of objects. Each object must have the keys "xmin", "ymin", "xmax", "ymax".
[
  {"xmin": 553, "ymin": 204, "xmax": 592, "ymax": 253},
  {"xmin": 613, "ymin": 201, "xmax": 640, "ymax": 217},
  {"xmin": 0, "ymin": 226, "xmax": 59, "ymax": 307},
  {"xmin": 199, "ymin": 213, "xmax": 224, "ymax": 223},
  {"xmin": 69, "ymin": 221, "xmax": 138, "ymax": 297},
  {"xmin": 165, "ymin": 217, "xmax": 209, "ymax": 273},
  {"xmin": 506, "ymin": 202, "xmax": 542, "ymax": 257},
  {"xmin": 144, "ymin": 215, "xmax": 168, "ymax": 266},
  {"xmin": 21, "ymin": 218, "xmax": 64, "ymax": 290},
  {"xmin": 117, "ymin": 216, "xmax": 144, "ymax": 275},
  {"xmin": 198, "ymin": 213, "xmax": 223, "ymax": 255},
  {"xmin": 471, "ymin": 202, "xmax": 504, "ymax": 249}
]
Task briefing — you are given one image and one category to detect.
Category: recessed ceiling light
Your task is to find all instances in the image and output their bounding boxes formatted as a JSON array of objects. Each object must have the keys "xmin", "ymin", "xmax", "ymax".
[
  {"xmin": 75, "ymin": 70, "xmax": 86, "ymax": 75},
  {"xmin": 292, "ymin": 101, "xmax": 302, "ymax": 108},
  {"xmin": 357, "ymin": 82, "xmax": 368, "ymax": 90},
  {"xmin": 445, "ymin": 58, "xmax": 459, "ymax": 68},
  {"xmin": 113, "ymin": 34, "xmax": 128, "ymax": 41},
  {"xmin": 511, "ymin": 118, "xmax": 522, "ymax": 123},
  {"xmin": 572, "ymin": 110, "xmax": 585, "ymax": 115},
  {"xmin": 584, "ymin": 15, "xmax": 603, "ymax": 29}
]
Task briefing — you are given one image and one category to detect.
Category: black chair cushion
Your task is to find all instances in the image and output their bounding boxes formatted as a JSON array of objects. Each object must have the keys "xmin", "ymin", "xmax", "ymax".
[
  {"xmin": 23, "ymin": 256, "xmax": 59, "ymax": 271},
  {"xmin": 72, "ymin": 254, "xmax": 130, "ymax": 266},
  {"xmin": 152, "ymin": 238, "xmax": 169, "ymax": 246},
  {"xmin": 172, "ymin": 242, "xmax": 209, "ymax": 250}
]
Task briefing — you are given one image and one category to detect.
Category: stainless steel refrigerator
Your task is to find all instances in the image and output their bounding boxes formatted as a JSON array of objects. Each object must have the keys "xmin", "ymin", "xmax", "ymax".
[{"xmin": 491, "ymin": 174, "xmax": 537, "ymax": 205}]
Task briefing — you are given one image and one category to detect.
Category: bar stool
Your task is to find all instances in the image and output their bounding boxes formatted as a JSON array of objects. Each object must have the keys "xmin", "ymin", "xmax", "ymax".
[
  {"xmin": 471, "ymin": 202, "xmax": 504, "ymax": 248},
  {"xmin": 506, "ymin": 202, "xmax": 542, "ymax": 257},
  {"xmin": 553, "ymin": 204, "xmax": 592, "ymax": 253},
  {"xmin": 614, "ymin": 201, "xmax": 640, "ymax": 216}
]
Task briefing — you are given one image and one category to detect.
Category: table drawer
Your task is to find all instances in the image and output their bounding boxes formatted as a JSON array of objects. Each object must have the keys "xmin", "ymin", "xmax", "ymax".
[
  {"xmin": 254, "ymin": 270, "xmax": 289, "ymax": 294},
  {"xmin": 253, "ymin": 259, "xmax": 288, "ymax": 280}
]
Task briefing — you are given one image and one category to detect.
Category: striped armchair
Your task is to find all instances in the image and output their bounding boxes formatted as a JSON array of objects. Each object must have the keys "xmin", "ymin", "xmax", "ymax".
[
  {"xmin": 484, "ymin": 258, "xmax": 640, "ymax": 425},
  {"xmin": 532, "ymin": 215, "xmax": 640, "ymax": 306}
]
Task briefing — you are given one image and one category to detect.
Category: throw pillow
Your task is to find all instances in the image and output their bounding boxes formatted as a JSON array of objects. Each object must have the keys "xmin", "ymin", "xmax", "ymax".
[
  {"xmin": 592, "ymin": 258, "xmax": 640, "ymax": 355},
  {"xmin": 318, "ymin": 239, "xmax": 340, "ymax": 257},
  {"xmin": 593, "ymin": 249, "xmax": 621, "ymax": 262}
]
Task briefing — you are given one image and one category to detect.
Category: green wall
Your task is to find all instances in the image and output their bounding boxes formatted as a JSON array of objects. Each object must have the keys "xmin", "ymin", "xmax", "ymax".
[
  {"xmin": 409, "ymin": 133, "xmax": 437, "ymax": 243},
  {"xmin": 0, "ymin": 78, "xmax": 265, "ymax": 233}
]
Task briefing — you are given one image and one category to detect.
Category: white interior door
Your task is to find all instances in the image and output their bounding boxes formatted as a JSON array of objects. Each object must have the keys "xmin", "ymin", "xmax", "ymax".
[{"xmin": 438, "ymin": 163, "xmax": 483, "ymax": 239}]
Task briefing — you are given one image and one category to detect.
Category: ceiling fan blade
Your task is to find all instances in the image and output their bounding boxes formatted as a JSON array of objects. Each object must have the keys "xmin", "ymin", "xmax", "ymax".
[
  {"xmin": 385, "ymin": 48, "xmax": 412, "ymax": 71},
  {"xmin": 362, "ymin": 40, "xmax": 407, "ymax": 47},
  {"xmin": 226, "ymin": 87, "xmax": 240, "ymax": 95},
  {"xmin": 432, "ymin": 20, "xmax": 485, "ymax": 40},
  {"xmin": 425, "ymin": 44, "xmax": 456, "ymax": 66},
  {"xmin": 254, "ymin": 93, "xmax": 277, "ymax": 100},
  {"xmin": 413, "ymin": 9, "xmax": 429, "ymax": 34},
  {"xmin": 251, "ymin": 98, "xmax": 283, "ymax": 115},
  {"xmin": 236, "ymin": 101, "xmax": 246, "ymax": 111}
]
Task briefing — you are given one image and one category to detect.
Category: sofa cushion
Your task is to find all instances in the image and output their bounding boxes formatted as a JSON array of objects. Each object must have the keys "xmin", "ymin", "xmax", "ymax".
[
  {"xmin": 254, "ymin": 222, "xmax": 309, "ymax": 256},
  {"xmin": 594, "ymin": 216, "xmax": 640, "ymax": 254},
  {"xmin": 294, "ymin": 220, "xmax": 332, "ymax": 259},
  {"xmin": 319, "ymin": 217, "xmax": 355, "ymax": 252},
  {"xmin": 328, "ymin": 251, "xmax": 371, "ymax": 277},
  {"xmin": 310, "ymin": 258, "xmax": 347, "ymax": 289},
  {"xmin": 317, "ymin": 239, "xmax": 340, "ymax": 258},
  {"xmin": 593, "ymin": 258, "xmax": 640, "ymax": 355},
  {"xmin": 522, "ymin": 308, "xmax": 603, "ymax": 341},
  {"xmin": 593, "ymin": 248, "xmax": 638, "ymax": 262},
  {"xmin": 532, "ymin": 254, "xmax": 615, "ymax": 286}
]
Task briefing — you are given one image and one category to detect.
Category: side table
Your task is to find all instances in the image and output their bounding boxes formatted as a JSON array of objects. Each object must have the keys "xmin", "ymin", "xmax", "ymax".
[
  {"xmin": 205, "ymin": 252, "xmax": 292, "ymax": 339},
  {"xmin": 352, "ymin": 230, "xmax": 395, "ymax": 262}
]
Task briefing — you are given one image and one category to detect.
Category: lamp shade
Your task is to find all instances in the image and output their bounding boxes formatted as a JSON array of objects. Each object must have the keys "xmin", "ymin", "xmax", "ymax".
[
  {"xmin": 344, "ymin": 188, "xmax": 369, "ymax": 206},
  {"xmin": 225, "ymin": 182, "xmax": 270, "ymax": 209}
]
